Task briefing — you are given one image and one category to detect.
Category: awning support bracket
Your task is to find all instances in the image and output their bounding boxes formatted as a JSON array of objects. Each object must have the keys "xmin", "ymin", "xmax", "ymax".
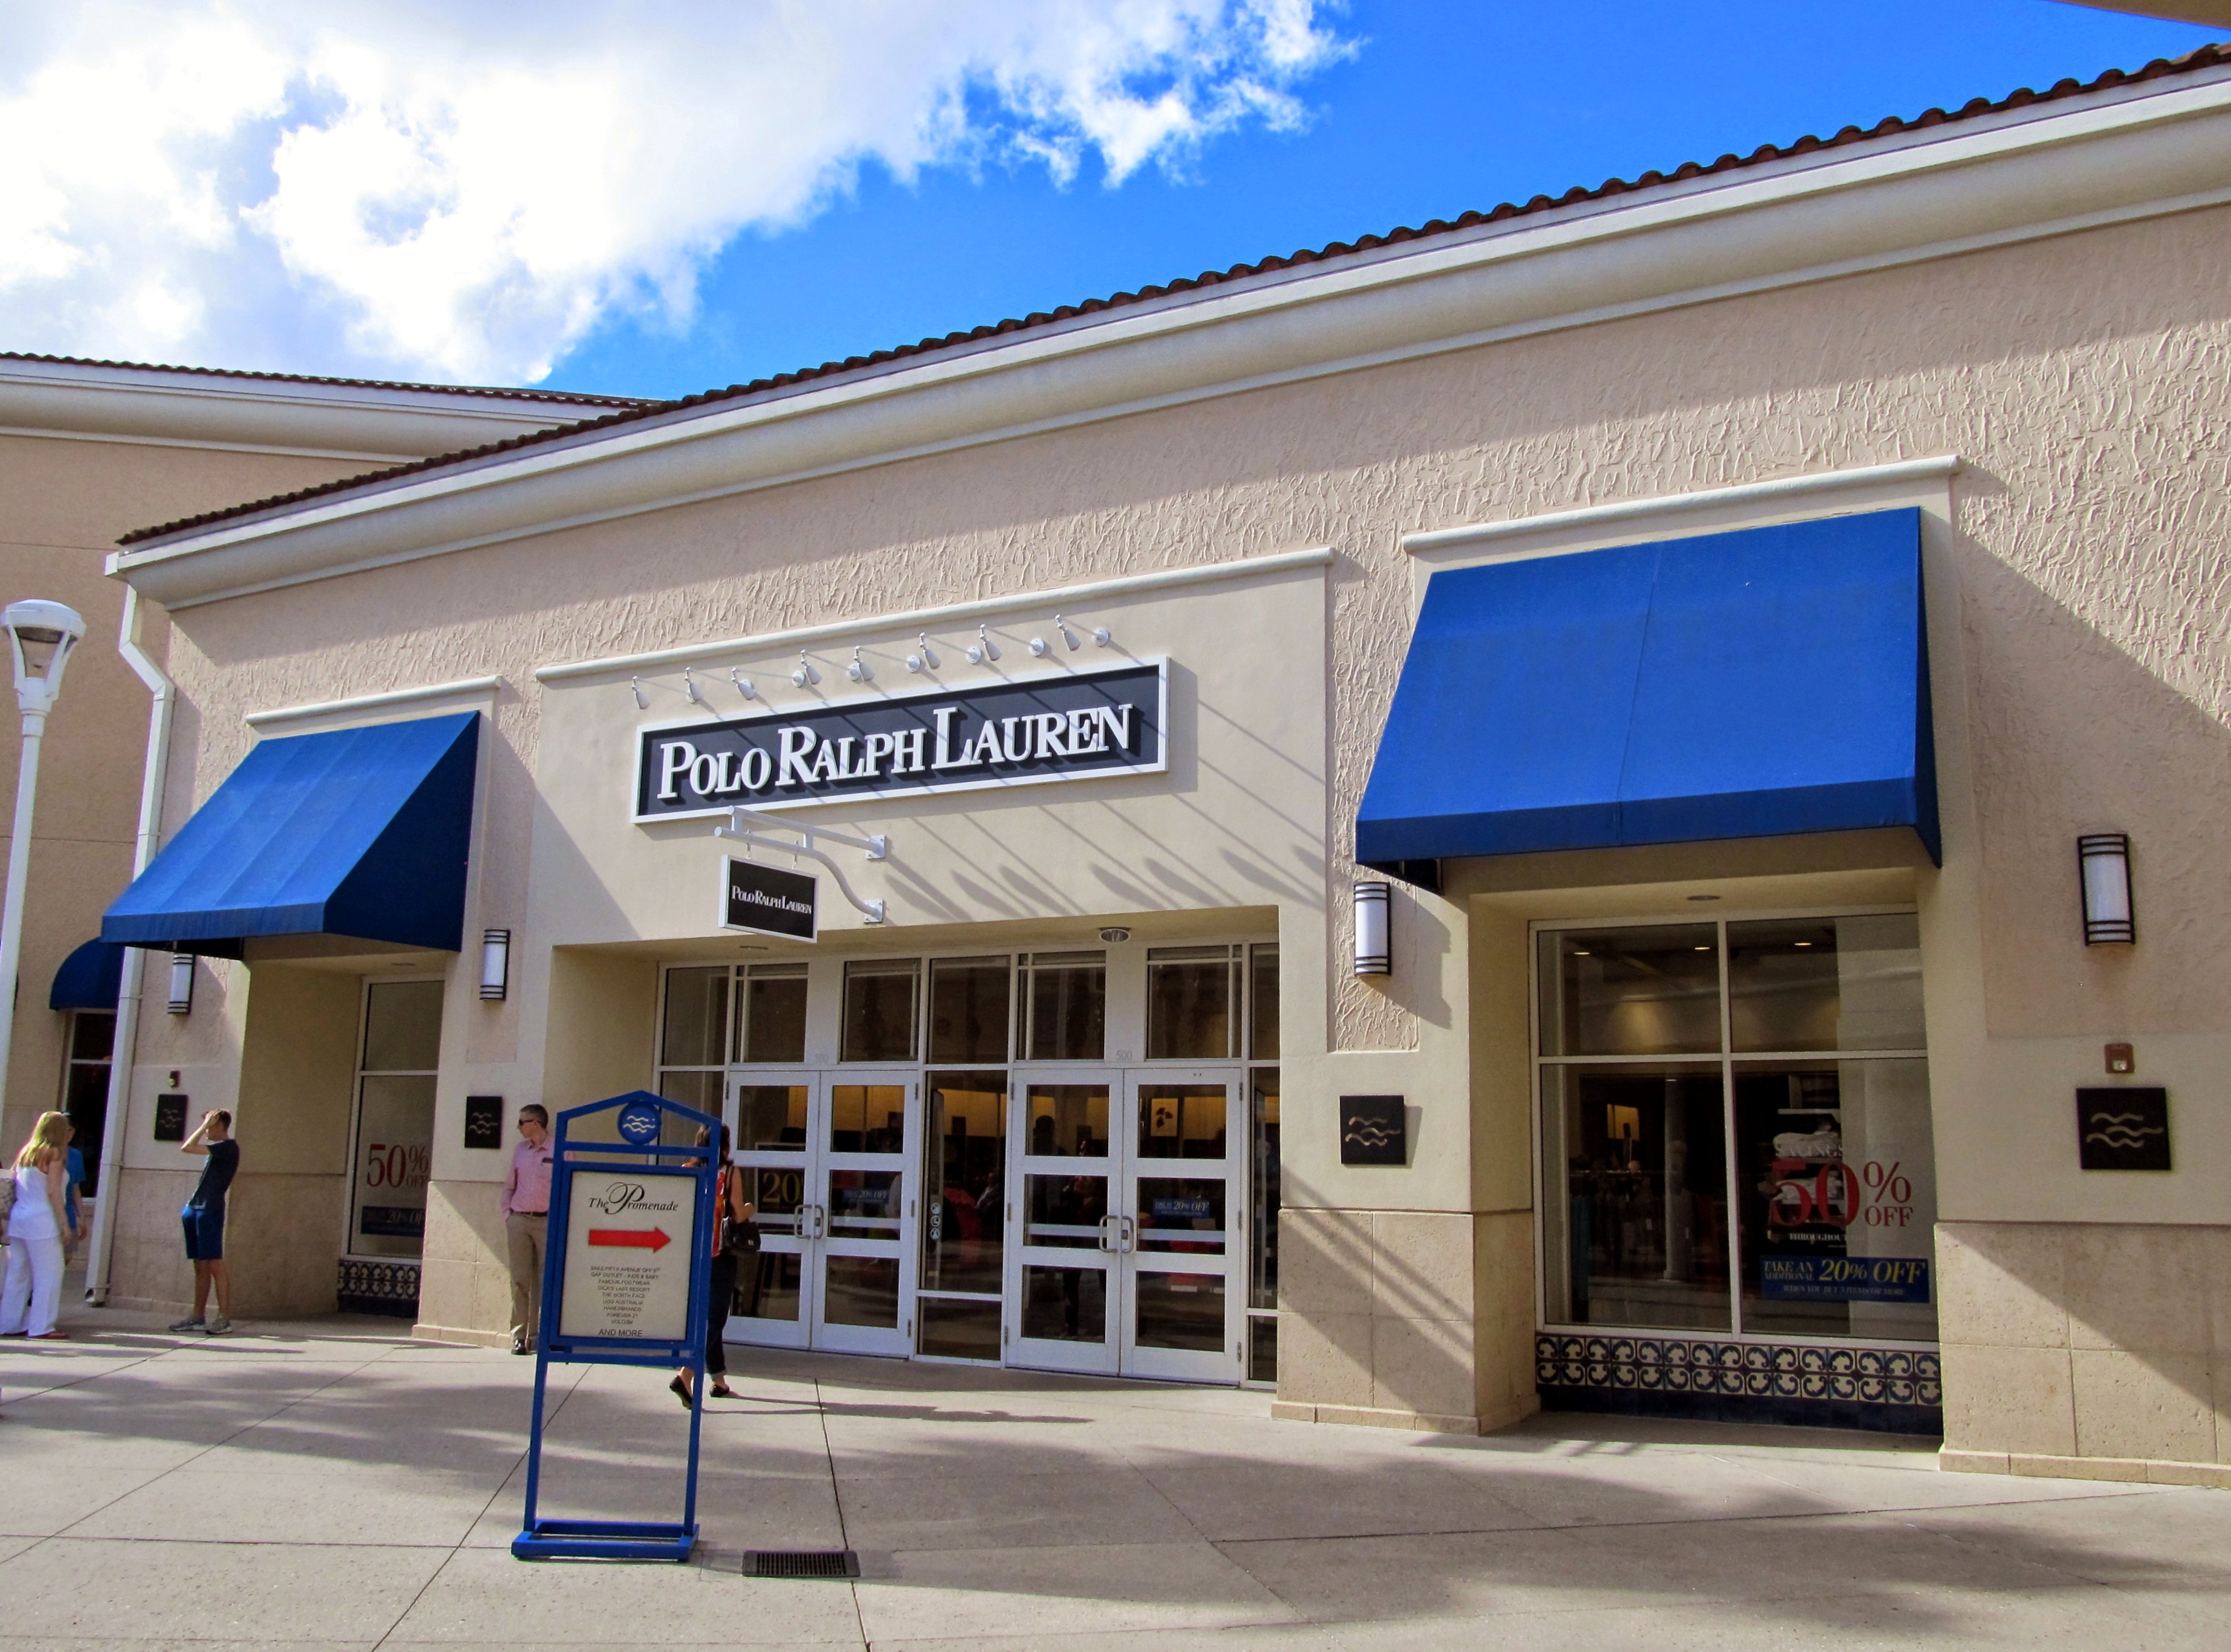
[{"xmin": 713, "ymin": 805, "xmax": 889, "ymax": 925}]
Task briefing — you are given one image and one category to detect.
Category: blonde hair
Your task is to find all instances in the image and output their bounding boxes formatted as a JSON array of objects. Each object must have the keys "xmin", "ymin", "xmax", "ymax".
[{"xmin": 15, "ymin": 1110, "xmax": 69, "ymax": 1170}]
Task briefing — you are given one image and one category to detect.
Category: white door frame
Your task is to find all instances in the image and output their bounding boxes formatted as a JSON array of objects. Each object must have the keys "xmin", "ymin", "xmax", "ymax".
[
  {"xmin": 811, "ymin": 1067, "xmax": 920, "ymax": 1357},
  {"xmin": 1119, "ymin": 1067, "xmax": 1246, "ymax": 1383},
  {"xmin": 724, "ymin": 1069, "xmax": 821, "ymax": 1351},
  {"xmin": 1005, "ymin": 1066, "xmax": 1246, "ymax": 1383},
  {"xmin": 1007, "ymin": 1067, "xmax": 1123, "ymax": 1375}
]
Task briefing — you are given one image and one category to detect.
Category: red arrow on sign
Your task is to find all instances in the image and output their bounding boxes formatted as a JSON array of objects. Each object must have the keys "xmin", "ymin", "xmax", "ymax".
[{"xmin": 587, "ymin": 1227, "xmax": 672, "ymax": 1251}]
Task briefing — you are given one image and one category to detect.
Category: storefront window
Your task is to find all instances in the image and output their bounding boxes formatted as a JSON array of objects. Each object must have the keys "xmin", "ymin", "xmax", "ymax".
[
  {"xmin": 920, "ymin": 1068, "xmax": 1007, "ymax": 1360},
  {"xmin": 1020, "ymin": 952, "xmax": 1104, "ymax": 1060},
  {"xmin": 661, "ymin": 965, "xmax": 730, "ymax": 1067},
  {"xmin": 739, "ymin": 963, "xmax": 807, "ymax": 1062},
  {"xmin": 62, "ymin": 1011, "xmax": 113, "ymax": 1195},
  {"xmin": 348, "ymin": 979, "xmax": 443, "ymax": 1259},
  {"xmin": 842, "ymin": 959, "xmax": 919, "ymax": 1062},
  {"xmin": 1539, "ymin": 1063, "xmax": 1730, "ymax": 1331},
  {"xmin": 1538, "ymin": 914, "xmax": 1935, "ymax": 1343},
  {"xmin": 1249, "ymin": 944, "xmax": 1279, "ymax": 1059},
  {"xmin": 1146, "ymin": 945, "xmax": 1238, "ymax": 1059},
  {"xmin": 1027, "ymin": 1083, "xmax": 1108, "ymax": 1156},
  {"xmin": 928, "ymin": 957, "xmax": 1010, "ymax": 1064},
  {"xmin": 1139, "ymin": 1082, "xmax": 1225, "ymax": 1159},
  {"xmin": 1248, "ymin": 1066, "xmax": 1279, "ymax": 1382}
]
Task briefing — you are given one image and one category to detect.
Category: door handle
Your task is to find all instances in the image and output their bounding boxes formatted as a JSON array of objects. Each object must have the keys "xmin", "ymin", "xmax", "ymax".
[
  {"xmin": 1119, "ymin": 1215, "xmax": 1137, "ymax": 1254},
  {"xmin": 1098, "ymin": 1215, "xmax": 1119, "ymax": 1253}
]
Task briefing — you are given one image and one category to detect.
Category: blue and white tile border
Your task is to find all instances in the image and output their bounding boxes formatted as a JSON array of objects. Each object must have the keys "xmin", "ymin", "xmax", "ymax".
[
  {"xmin": 337, "ymin": 1258, "xmax": 421, "ymax": 1318},
  {"xmin": 1536, "ymin": 1332, "xmax": 1942, "ymax": 1411}
]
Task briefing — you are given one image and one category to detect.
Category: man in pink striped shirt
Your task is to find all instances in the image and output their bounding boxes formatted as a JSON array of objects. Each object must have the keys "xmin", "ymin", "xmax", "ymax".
[{"xmin": 503, "ymin": 1105, "xmax": 554, "ymax": 1354}]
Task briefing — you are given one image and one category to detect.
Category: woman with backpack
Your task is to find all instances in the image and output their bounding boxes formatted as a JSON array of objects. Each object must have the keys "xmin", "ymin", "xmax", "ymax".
[{"xmin": 1, "ymin": 1112, "xmax": 77, "ymax": 1339}]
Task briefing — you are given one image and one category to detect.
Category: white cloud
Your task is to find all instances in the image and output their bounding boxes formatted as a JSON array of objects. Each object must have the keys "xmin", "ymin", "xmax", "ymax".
[{"xmin": 0, "ymin": 0, "xmax": 1348, "ymax": 384}]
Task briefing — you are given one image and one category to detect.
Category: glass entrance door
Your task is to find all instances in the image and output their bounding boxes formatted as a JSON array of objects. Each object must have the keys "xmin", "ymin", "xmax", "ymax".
[
  {"xmin": 1007, "ymin": 1068, "xmax": 1244, "ymax": 1382},
  {"xmin": 726, "ymin": 1070, "xmax": 920, "ymax": 1357},
  {"xmin": 1010, "ymin": 1072, "xmax": 1119, "ymax": 1374}
]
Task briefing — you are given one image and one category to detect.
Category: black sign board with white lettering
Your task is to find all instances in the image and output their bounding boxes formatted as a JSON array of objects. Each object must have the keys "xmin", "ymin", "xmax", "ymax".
[
  {"xmin": 2077, "ymin": 1087, "xmax": 2172, "ymax": 1170},
  {"xmin": 723, "ymin": 857, "xmax": 818, "ymax": 942},
  {"xmin": 1340, "ymin": 1095, "xmax": 1406, "ymax": 1166},
  {"xmin": 154, "ymin": 1093, "xmax": 188, "ymax": 1143},
  {"xmin": 463, "ymin": 1094, "xmax": 504, "ymax": 1150},
  {"xmin": 635, "ymin": 661, "xmax": 1165, "ymax": 820}
]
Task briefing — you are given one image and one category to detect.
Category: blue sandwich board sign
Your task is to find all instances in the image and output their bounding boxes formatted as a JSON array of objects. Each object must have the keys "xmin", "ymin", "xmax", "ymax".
[{"xmin": 513, "ymin": 1090, "xmax": 717, "ymax": 1561}]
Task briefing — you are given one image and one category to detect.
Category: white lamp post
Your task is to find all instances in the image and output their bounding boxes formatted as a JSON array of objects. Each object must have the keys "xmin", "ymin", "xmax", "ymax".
[{"xmin": 0, "ymin": 599, "xmax": 87, "ymax": 1112}]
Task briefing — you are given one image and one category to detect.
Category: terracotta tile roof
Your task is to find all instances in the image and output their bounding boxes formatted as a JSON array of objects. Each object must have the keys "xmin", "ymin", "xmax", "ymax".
[
  {"xmin": 116, "ymin": 42, "xmax": 2231, "ymax": 551},
  {"xmin": 1, "ymin": 350, "xmax": 650, "ymax": 408}
]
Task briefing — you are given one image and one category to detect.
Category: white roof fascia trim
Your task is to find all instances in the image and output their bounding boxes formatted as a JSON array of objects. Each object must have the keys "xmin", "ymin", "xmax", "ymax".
[
  {"xmin": 246, "ymin": 674, "xmax": 504, "ymax": 729},
  {"xmin": 0, "ymin": 360, "xmax": 628, "ymax": 421},
  {"xmin": 535, "ymin": 546, "xmax": 1334, "ymax": 683},
  {"xmin": 1403, "ymin": 456, "xmax": 1966, "ymax": 555},
  {"xmin": 114, "ymin": 73, "xmax": 2231, "ymax": 604},
  {"xmin": 0, "ymin": 424, "xmax": 405, "ymax": 463}
]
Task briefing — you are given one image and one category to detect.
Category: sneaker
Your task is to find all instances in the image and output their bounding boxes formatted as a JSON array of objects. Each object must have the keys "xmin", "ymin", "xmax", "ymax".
[
  {"xmin": 202, "ymin": 1317, "xmax": 232, "ymax": 1336},
  {"xmin": 168, "ymin": 1317, "xmax": 205, "ymax": 1334}
]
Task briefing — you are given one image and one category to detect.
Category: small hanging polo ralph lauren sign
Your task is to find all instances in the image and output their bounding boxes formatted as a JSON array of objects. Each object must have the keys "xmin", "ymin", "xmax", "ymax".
[{"xmin": 634, "ymin": 662, "xmax": 1166, "ymax": 821}]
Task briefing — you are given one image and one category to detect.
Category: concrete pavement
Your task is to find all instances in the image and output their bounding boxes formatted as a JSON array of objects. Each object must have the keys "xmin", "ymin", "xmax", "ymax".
[{"xmin": 5, "ymin": 1302, "xmax": 2231, "ymax": 1649}]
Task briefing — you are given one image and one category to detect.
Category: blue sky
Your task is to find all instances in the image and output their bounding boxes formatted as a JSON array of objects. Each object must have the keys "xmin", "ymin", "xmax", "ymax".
[{"xmin": 548, "ymin": 2, "xmax": 2223, "ymax": 402}]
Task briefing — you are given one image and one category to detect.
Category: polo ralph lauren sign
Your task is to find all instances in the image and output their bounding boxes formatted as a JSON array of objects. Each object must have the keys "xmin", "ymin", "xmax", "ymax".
[{"xmin": 635, "ymin": 662, "xmax": 1166, "ymax": 821}]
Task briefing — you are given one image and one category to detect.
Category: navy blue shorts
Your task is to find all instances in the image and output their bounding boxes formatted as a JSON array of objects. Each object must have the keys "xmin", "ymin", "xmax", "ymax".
[{"xmin": 181, "ymin": 1203, "xmax": 225, "ymax": 1262}]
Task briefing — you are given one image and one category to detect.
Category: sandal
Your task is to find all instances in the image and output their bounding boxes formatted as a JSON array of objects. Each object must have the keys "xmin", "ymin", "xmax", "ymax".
[{"xmin": 668, "ymin": 1374, "xmax": 693, "ymax": 1409}]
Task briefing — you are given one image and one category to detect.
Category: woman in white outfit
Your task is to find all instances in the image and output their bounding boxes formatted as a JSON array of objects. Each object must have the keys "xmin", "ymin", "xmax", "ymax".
[{"xmin": 1, "ymin": 1111, "xmax": 75, "ymax": 1339}]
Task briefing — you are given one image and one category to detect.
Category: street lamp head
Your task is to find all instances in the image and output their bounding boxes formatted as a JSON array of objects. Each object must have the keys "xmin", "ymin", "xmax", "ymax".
[{"xmin": 2, "ymin": 599, "xmax": 86, "ymax": 715}]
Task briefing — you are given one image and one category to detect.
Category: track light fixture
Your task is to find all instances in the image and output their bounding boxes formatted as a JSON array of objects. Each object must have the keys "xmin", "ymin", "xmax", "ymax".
[
  {"xmin": 731, "ymin": 669, "xmax": 756, "ymax": 701},
  {"xmin": 905, "ymin": 632, "xmax": 940, "ymax": 674},
  {"xmin": 791, "ymin": 651, "xmax": 820, "ymax": 688},
  {"xmin": 966, "ymin": 624, "xmax": 1000, "ymax": 666},
  {"xmin": 848, "ymin": 646, "xmax": 872, "ymax": 683},
  {"xmin": 1054, "ymin": 615, "xmax": 1082, "ymax": 651},
  {"xmin": 683, "ymin": 667, "xmax": 704, "ymax": 705},
  {"xmin": 629, "ymin": 676, "xmax": 649, "ymax": 709}
]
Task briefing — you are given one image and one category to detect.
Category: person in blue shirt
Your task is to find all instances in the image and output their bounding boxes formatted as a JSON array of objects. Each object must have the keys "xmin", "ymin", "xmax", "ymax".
[
  {"xmin": 63, "ymin": 1139, "xmax": 84, "ymax": 1252},
  {"xmin": 169, "ymin": 1110, "xmax": 239, "ymax": 1335}
]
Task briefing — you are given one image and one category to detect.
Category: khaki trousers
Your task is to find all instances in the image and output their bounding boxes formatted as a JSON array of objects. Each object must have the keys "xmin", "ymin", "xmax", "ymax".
[{"xmin": 504, "ymin": 1211, "xmax": 547, "ymax": 1348}]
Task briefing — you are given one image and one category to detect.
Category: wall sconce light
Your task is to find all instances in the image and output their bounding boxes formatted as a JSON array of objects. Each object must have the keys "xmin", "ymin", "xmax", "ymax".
[
  {"xmin": 2079, "ymin": 833, "xmax": 2134, "ymax": 944},
  {"xmin": 682, "ymin": 667, "xmax": 704, "ymax": 705},
  {"xmin": 1354, "ymin": 880, "xmax": 1391, "ymax": 976},
  {"xmin": 481, "ymin": 928, "xmax": 510, "ymax": 1000},
  {"xmin": 966, "ymin": 624, "xmax": 1000, "ymax": 665},
  {"xmin": 906, "ymin": 633, "xmax": 939, "ymax": 674},
  {"xmin": 1054, "ymin": 615, "xmax": 1082, "ymax": 652},
  {"xmin": 791, "ymin": 652, "xmax": 820, "ymax": 688},
  {"xmin": 167, "ymin": 952, "xmax": 194, "ymax": 1014},
  {"xmin": 730, "ymin": 669, "xmax": 756, "ymax": 701},
  {"xmin": 629, "ymin": 676, "xmax": 649, "ymax": 710},
  {"xmin": 1091, "ymin": 623, "xmax": 1113, "ymax": 647},
  {"xmin": 847, "ymin": 646, "xmax": 872, "ymax": 683},
  {"xmin": 1029, "ymin": 634, "xmax": 1049, "ymax": 657}
]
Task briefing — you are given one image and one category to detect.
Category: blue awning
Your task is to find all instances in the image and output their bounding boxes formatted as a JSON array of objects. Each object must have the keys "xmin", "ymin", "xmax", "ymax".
[
  {"xmin": 103, "ymin": 712, "xmax": 480, "ymax": 956},
  {"xmin": 1357, "ymin": 508, "xmax": 1938, "ymax": 871},
  {"xmin": 50, "ymin": 938, "xmax": 125, "ymax": 1011}
]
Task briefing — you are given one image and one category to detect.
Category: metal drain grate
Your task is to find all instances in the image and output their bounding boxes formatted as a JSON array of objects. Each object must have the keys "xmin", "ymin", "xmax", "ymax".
[{"xmin": 744, "ymin": 1549, "xmax": 860, "ymax": 1580}]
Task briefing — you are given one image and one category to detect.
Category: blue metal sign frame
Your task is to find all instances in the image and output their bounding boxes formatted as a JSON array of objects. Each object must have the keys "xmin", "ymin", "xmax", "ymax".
[{"xmin": 513, "ymin": 1090, "xmax": 717, "ymax": 1562}]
